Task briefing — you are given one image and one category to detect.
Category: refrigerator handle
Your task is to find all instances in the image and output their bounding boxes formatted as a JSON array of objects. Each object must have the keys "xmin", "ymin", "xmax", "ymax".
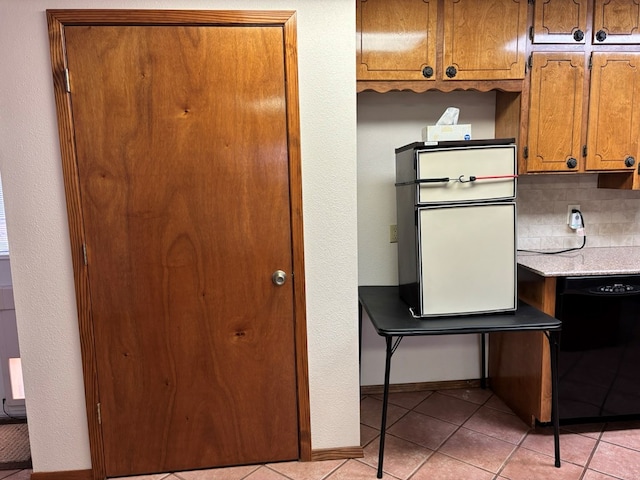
[{"xmin": 395, "ymin": 178, "xmax": 450, "ymax": 186}]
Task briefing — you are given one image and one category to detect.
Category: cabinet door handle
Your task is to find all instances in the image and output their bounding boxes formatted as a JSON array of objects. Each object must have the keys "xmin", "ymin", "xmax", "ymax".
[
  {"xmin": 445, "ymin": 66, "xmax": 457, "ymax": 78},
  {"xmin": 595, "ymin": 30, "xmax": 607, "ymax": 42},
  {"xmin": 573, "ymin": 29, "xmax": 584, "ymax": 42},
  {"xmin": 566, "ymin": 157, "xmax": 578, "ymax": 169},
  {"xmin": 422, "ymin": 66, "xmax": 434, "ymax": 78},
  {"xmin": 625, "ymin": 156, "xmax": 635, "ymax": 167}
]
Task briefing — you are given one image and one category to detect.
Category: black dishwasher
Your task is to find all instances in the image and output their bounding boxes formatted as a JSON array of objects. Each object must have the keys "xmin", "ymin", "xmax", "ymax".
[{"xmin": 556, "ymin": 274, "xmax": 640, "ymax": 423}]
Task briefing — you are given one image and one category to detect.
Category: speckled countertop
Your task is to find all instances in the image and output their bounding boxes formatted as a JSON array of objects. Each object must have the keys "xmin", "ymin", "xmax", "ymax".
[{"xmin": 517, "ymin": 246, "xmax": 640, "ymax": 277}]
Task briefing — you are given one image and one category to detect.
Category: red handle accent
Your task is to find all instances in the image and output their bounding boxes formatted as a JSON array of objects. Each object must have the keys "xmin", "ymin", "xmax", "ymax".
[{"xmin": 472, "ymin": 174, "xmax": 518, "ymax": 180}]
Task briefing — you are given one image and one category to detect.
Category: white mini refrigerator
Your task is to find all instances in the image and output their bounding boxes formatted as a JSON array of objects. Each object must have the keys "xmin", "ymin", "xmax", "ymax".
[{"xmin": 395, "ymin": 139, "xmax": 518, "ymax": 317}]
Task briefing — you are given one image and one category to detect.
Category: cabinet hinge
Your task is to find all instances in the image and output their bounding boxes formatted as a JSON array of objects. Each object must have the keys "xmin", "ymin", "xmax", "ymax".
[
  {"xmin": 583, "ymin": 145, "xmax": 587, "ymax": 157},
  {"xmin": 97, "ymin": 403, "xmax": 102, "ymax": 424},
  {"xmin": 527, "ymin": 54, "xmax": 533, "ymax": 69},
  {"xmin": 529, "ymin": 26, "xmax": 534, "ymax": 41},
  {"xmin": 523, "ymin": 146, "xmax": 529, "ymax": 159},
  {"xmin": 588, "ymin": 53, "xmax": 593, "ymax": 69},
  {"xmin": 64, "ymin": 68, "xmax": 71, "ymax": 93},
  {"xmin": 82, "ymin": 244, "xmax": 88, "ymax": 266}
]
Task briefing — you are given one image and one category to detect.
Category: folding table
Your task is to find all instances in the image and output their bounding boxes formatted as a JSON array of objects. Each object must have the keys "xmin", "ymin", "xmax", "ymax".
[{"xmin": 358, "ymin": 285, "xmax": 562, "ymax": 478}]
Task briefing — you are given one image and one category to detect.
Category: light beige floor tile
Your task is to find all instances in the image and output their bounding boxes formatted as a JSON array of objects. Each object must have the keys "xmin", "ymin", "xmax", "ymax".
[
  {"xmin": 361, "ymin": 434, "xmax": 433, "ymax": 479},
  {"xmin": 326, "ymin": 459, "xmax": 394, "ymax": 480},
  {"xmin": 410, "ymin": 452, "xmax": 494, "ymax": 480},
  {"xmin": 414, "ymin": 392, "xmax": 480, "ymax": 425},
  {"xmin": 499, "ymin": 448, "xmax": 583, "ymax": 480},
  {"xmin": 520, "ymin": 427, "xmax": 597, "ymax": 466},
  {"xmin": 0, "ymin": 471, "xmax": 22, "ymax": 480},
  {"xmin": 175, "ymin": 464, "xmax": 260, "ymax": 479},
  {"xmin": 463, "ymin": 406, "xmax": 529, "ymax": 445},
  {"xmin": 371, "ymin": 390, "xmax": 433, "ymax": 410},
  {"xmin": 484, "ymin": 394, "xmax": 516, "ymax": 414},
  {"xmin": 266, "ymin": 459, "xmax": 346, "ymax": 480},
  {"xmin": 360, "ymin": 423, "xmax": 379, "ymax": 447},
  {"xmin": 243, "ymin": 466, "xmax": 293, "ymax": 480},
  {"xmin": 360, "ymin": 396, "xmax": 409, "ymax": 430},
  {"xmin": 438, "ymin": 388, "xmax": 492, "ymax": 405},
  {"xmin": 113, "ymin": 474, "xmax": 173, "ymax": 480},
  {"xmin": 601, "ymin": 421, "xmax": 640, "ymax": 451},
  {"xmin": 438, "ymin": 427, "xmax": 516, "ymax": 474},
  {"xmin": 582, "ymin": 470, "xmax": 623, "ymax": 480},
  {"xmin": 0, "ymin": 471, "xmax": 32, "ymax": 480},
  {"xmin": 387, "ymin": 411, "xmax": 457, "ymax": 450},
  {"xmin": 589, "ymin": 441, "xmax": 640, "ymax": 480}
]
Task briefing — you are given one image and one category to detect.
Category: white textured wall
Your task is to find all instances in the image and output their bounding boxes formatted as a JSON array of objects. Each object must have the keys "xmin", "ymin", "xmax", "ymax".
[{"xmin": 0, "ymin": 1, "xmax": 358, "ymax": 473}]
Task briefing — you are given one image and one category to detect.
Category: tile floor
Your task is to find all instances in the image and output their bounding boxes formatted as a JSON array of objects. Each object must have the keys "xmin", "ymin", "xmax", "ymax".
[{"xmin": 4, "ymin": 387, "xmax": 640, "ymax": 479}]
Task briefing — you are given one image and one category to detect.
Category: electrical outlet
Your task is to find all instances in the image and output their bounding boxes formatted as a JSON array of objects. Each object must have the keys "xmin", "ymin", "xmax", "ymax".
[
  {"xmin": 567, "ymin": 204, "xmax": 581, "ymax": 226},
  {"xmin": 390, "ymin": 224, "xmax": 398, "ymax": 243}
]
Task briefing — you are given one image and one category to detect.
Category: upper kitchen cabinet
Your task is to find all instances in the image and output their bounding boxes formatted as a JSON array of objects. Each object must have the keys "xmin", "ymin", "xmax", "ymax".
[
  {"xmin": 586, "ymin": 52, "xmax": 640, "ymax": 170},
  {"xmin": 356, "ymin": 0, "xmax": 437, "ymax": 82},
  {"xmin": 531, "ymin": 0, "xmax": 640, "ymax": 45},
  {"xmin": 524, "ymin": 52, "xmax": 586, "ymax": 172},
  {"xmin": 356, "ymin": 0, "xmax": 529, "ymax": 93},
  {"xmin": 531, "ymin": 0, "xmax": 589, "ymax": 44},
  {"xmin": 523, "ymin": 52, "xmax": 640, "ymax": 174},
  {"xmin": 592, "ymin": 0, "xmax": 640, "ymax": 44},
  {"xmin": 442, "ymin": 0, "xmax": 528, "ymax": 80}
]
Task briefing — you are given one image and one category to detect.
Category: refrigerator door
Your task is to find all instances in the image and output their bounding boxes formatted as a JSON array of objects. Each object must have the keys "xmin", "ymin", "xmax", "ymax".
[
  {"xmin": 418, "ymin": 202, "xmax": 517, "ymax": 317},
  {"xmin": 416, "ymin": 145, "xmax": 516, "ymax": 204}
]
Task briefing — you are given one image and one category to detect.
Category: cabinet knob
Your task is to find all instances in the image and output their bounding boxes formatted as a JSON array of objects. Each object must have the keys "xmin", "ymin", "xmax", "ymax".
[
  {"xmin": 595, "ymin": 30, "xmax": 607, "ymax": 42},
  {"xmin": 573, "ymin": 29, "xmax": 584, "ymax": 42},
  {"xmin": 566, "ymin": 157, "xmax": 578, "ymax": 169},
  {"xmin": 422, "ymin": 66, "xmax": 434, "ymax": 78},
  {"xmin": 625, "ymin": 156, "xmax": 635, "ymax": 167},
  {"xmin": 445, "ymin": 66, "xmax": 457, "ymax": 78}
]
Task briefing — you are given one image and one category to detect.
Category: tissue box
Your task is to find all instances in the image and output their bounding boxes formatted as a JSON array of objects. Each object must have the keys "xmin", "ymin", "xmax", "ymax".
[{"xmin": 422, "ymin": 124, "xmax": 472, "ymax": 142}]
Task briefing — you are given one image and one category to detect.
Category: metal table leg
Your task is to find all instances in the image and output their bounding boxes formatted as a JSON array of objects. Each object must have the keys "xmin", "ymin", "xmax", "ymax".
[
  {"xmin": 480, "ymin": 333, "xmax": 486, "ymax": 389},
  {"xmin": 378, "ymin": 335, "xmax": 402, "ymax": 478},
  {"xmin": 547, "ymin": 330, "xmax": 561, "ymax": 468}
]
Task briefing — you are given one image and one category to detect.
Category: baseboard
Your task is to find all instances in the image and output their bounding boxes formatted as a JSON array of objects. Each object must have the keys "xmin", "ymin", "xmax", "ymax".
[
  {"xmin": 310, "ymin": 446, "xmax": 363, "ymax": 461},
  {"xmin": 30, "ymin": 469, "xmax": 93, "ymax": 480},
  {"xmin": 360, "ymin": 378, "xmax": 484, "ymax": 395}
]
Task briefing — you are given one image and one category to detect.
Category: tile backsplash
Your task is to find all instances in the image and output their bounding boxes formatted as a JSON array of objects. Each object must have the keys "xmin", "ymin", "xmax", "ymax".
[{"xmin": 517, "ymin": 173, "xmax": 640, "ymax": 250}]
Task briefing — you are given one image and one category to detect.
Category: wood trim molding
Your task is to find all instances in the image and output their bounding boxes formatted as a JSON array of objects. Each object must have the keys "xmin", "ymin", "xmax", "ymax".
[
  {"xmin": 31, "ymin": 470, "xmax": 93, "ymax": 480},
  {"xmin": 310, "ymin": 446, "xmax": 364, "ymax": 462},
  {"xmin": 360, "ymin": 378, "xmax": 483, "ymax": 396}
]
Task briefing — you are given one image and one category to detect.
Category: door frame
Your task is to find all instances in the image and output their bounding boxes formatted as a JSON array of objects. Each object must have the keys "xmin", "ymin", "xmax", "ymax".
[{"xmin": 46, "ymin": 10, "xmax": 310, "ymax": 479}]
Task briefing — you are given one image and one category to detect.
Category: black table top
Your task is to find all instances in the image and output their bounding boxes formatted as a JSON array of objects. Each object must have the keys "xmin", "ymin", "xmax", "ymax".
[{"xmin": 359, "ymin": 286, "xmax": 561, "ymax": 336}]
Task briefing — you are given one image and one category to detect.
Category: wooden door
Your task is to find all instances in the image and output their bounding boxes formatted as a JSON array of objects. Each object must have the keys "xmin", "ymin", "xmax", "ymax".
[
  {"xmin": 531, "ymin": 0, "xmax": 588, "ymax": 44},
  {"xmin": 593, "ymin": 0, "xmax": 640, "ymax": 44},
  {"xmin": 586, "ymin": 52, "xmax": 640, "ymax": 170},
  {"xmin": 47, "ymin": 11, "xmax": 309, "ymax": 479},
  {"xmin": 526, "ymin": 52, "xmax": 585, "ymax": 172},
  {"xmin": 356, "ymin": 0, "xmax": 437, "ymax": 81},
  {"xmin": 442, "ymin": 0, "xmax": 528, "ymax": 80}
]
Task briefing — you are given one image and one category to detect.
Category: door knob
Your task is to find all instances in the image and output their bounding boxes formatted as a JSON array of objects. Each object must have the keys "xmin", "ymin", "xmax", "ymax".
[{"xmin": 272, "ymin": 270, "xmax": 287, "ymax": 286}]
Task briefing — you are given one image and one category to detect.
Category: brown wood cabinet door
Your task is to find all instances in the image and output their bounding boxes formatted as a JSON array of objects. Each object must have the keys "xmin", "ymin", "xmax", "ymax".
[
  {"xmin": 442, "ymin": 0, "xmax": 528, "ymax": 80},
  {"xmin": 532, "ymin": 0, "xmax": 589, "ymax": 44},
  {"xmin": 356, "ymin": 0, "xmax": 437, "ymax": 80},
  {"xmin": 526, "ymin": 52, "xmax": 585, "ymax": 172},
  {"xmin": 60, "ymin": 21, "xmax": 302, "ymax": 477},
  {"xmin": 593, "ymin": 0, "xmax": 640, "ymax": 44},
  {"xmin": 586, "ymin": 52, "xmax": 640, "ymax": 170}
]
